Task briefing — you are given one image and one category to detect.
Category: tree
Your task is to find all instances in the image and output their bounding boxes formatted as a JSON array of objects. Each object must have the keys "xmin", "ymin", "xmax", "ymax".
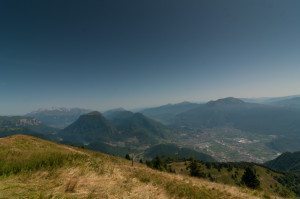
[
  {"xmin": 125, "ymin": 154, "xmax": 131, "ymax": 160},
  {"xmin": 152, "ymin": 156, "xmax": 164, "ymax": 170},
  {"xmin": 241, "ymin": 167, "xmax": 260, "ymax": 189},
  {"xmin": 188, "ymin": 159, "xmax": 201, "ymax": 177}
]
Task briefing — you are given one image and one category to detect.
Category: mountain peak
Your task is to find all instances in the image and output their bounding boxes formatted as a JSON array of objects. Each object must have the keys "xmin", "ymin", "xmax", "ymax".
[{"xmin": 206, "ymin": 97, "xmax": 245, "ymax": 106}]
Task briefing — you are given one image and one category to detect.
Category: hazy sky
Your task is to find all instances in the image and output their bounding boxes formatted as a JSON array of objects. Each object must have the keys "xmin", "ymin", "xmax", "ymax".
[{"xmin": 1, "ymin": 0, "xmax": 300, "ymax": 114}]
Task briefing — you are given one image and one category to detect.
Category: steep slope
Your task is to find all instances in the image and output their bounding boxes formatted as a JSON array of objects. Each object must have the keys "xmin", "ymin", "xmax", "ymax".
[
  {"xmin": 26, "ymin": 107, "xmax": 91, "ymax": 128},
  {"xmin": 174, "ymin": 97, "xmax": 300, "ymax": 135},
  {"xmin": 0, "ymin": 134, "xmax": 286, "ymax": 198},
  {"xmin": 265, "ymin": 151, "xmax": 300, "ymax": 173},
  {"xmin": 144, "ymin": 143, "xmax": 215, "ymax": 162},
  {"xmin": 105, "ymin": 110, "xmax": 171, "ymax": 144},
  {"xmin": 58, "ymin": 111, "xmax": 117, "ymax": 144},
  {"xmin": 141, "ymin": 102, "xmax": 200, "ymax": 124},
  {"xmin": 265, "ymin": 152, "xmax": 300, "ymax": 195}
]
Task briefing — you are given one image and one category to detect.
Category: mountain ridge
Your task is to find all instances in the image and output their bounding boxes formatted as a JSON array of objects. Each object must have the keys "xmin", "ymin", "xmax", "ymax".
[{"xmin": 26, "ymin": 107, "xmax": 91, "ymax": 128}]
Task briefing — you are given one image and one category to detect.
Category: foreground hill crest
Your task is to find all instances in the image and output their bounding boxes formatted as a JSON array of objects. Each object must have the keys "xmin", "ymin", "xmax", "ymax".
[{"xmin": 0, "ymin": 134, "xmax": 287, "ymax": 198}]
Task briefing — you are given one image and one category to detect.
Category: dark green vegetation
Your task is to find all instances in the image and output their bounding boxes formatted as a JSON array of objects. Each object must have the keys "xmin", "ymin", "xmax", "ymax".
[
  {"xmin": 26, "ymin": 108, "xmax": 91, "ymax": 128},
  {"xmin": 241, "ymin": 167, "xmax": 260, "ymax": 189},
  {"xmin": 141, "ymin": 101, "xmax": 199, "ymax": 125},
  {"xmin": 87, "ymin": 141, "xmax": 133, "ymax": 157},
  {"xmin": 144, "ymin": 143, "xmax": 215, "ymax": 162},
  {"xmin": 265, "ymin": 151, "xmax": 300, "ymax": 196},
  {"xmin": 265, "ymin": 151, "xmax": 300, "ymax": 173},
  {"xmin": 145, "ymin": 156, "xmax": 173, "ymax": 172}
]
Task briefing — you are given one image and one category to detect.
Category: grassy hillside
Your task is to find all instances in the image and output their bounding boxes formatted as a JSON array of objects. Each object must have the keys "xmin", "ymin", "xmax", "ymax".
[
  {"xmin": 0, "ymin": 135, "xmax": 282, "ymax": 198},
  {"xmin": 169, "ymin": 161, "xmax": 295, "ymax": 198}
]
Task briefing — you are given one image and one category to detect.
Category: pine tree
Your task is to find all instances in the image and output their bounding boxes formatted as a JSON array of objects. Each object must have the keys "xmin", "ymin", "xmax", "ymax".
[
  {"xmin": 188, "ymin": 159, "xmax": 200, "ymax": 177},
  {"xmin": 125, "ymin": 154, "xmax": 131, "ymax": 160},
  {"xmin": 153, "ymin": 156, "xmax": 163, "ymax": 170},
  {"xmin": 241, "ymin": 167, "xmax": 260, "ymax": 189}
]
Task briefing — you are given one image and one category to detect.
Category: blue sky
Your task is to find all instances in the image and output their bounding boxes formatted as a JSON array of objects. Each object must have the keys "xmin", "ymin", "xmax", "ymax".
[{"xmin": 1, "ymin": 0, "xmax": 300, "ymax": 114}]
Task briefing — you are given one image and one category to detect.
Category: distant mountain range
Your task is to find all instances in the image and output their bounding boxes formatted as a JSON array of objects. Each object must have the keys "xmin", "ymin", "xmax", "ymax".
[
  {"xmin": 137, "ymin": 97, "xmax": 300, "ymax": 153},
  {"xmin": 140, "ymin": 101, "xmax": 200, "ymax": 124},
  {"xmin": 26, "ymin": 107, "xmax": 91, "ymax": 128},
  {"xmin": 0, "ymin": 116, "xmax": 57, "ymax": 138},
  {"xmin": 58, "ymin": 109, "xmax": 172, "ymax": 155},
  {"xmin": 268, "ymin": 97, "xmax": 300, "ymax": 109},
  {"xmin": 173, "ymin": 97, "xmax": 300, "ymax": 135},
  {"xmin": 1, "ymin": 95, "xmax": 300, "ymax": 162},
  {"xmin": 241, "ymin": 95, "xmax": 300, "ymax": 104}
]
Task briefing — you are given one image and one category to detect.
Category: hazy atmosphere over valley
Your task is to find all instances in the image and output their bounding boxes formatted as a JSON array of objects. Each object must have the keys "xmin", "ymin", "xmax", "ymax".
[{"xmin": 1, "ymin": 0, "xmax": 300, "ymax": 198}]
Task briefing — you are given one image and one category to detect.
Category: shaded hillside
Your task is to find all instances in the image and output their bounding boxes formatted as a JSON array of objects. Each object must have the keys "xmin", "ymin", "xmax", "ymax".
[
  {"xmin": 141, "ymin": 102, "xmax": 199, "ymax": 124},
  {"xmin": 265, "ymin": 151, "xmax": 300, "ymax": 173},
  {"xmin": 58, "ymin": 111, "xmax": 117, "ymax": 144},
  {"xmin": 174, "ymin": 97, "xmax": 300, "ymax": 135},
  {"xmin": 144, "ymin": 143, "xmax": 215, "ymax": 162},
  {"xmin": 265, "ymin": 152, "xmax": 300, "ymax": 195},
  {"xmin": 0, "ymin": 134, "xmax": 274, "ymax": 199},
  {"xmin": 58, "ymin": 111, "xmax": 172, "ymax": 157},
  {"xmin": 105, "ymin": 110, "xmax": 171, "ymax": 144},
  {"xmin": 26, "ymin": 108, "xmax": 91, "ymax": 128}
]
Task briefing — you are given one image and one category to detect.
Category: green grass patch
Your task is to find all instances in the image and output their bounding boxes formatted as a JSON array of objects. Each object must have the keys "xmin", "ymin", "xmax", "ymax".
[{"xmin": 0, "ymin": 152, "xmax": 86, "ymax": 176}]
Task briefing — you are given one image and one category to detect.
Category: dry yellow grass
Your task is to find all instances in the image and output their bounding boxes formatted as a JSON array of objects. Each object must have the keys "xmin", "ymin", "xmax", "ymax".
[{"xmin": 0, "ymin": 135, "xmax": 286, "ymax": 199}]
